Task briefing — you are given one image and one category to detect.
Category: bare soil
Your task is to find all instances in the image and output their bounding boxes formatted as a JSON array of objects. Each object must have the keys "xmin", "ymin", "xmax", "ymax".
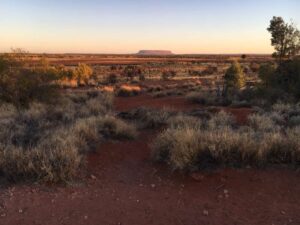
[{"xmin": 0, "ymin": 95, "xmax": 299, "ymax": 225}]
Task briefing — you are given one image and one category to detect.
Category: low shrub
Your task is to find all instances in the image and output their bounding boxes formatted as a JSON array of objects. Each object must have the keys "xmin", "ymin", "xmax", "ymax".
[
  {"xmin": 186, "ymin": 91, "xmax": 216, "ymax": 105},
  {"xmin": 107, "ymin": 73, "xmax": 118, "ymax": 84},
  {"xmin": 186, "ymin": 91, "xmax": 231, "ymax": 106},
  {"xmin": 152, "ymin": 90, "xmax": 184, "ymax": 98},
  {"xmin": 117, "ymin": 85, "xmax": 142, "ymax": 97},
  {"xmin": 147, "ymin": 85, "xmax": 163, "ymax": 93},
  {"xmin": 0, "ymin": 92, "xmax": 136, "ymax": 183},
  {"xmin": 151, "ymin": 109, "xmax": 300, "ymax": 171},
  {"xmin": 119, "ymin": 107, "xmax": 174, "ymax": 128}
]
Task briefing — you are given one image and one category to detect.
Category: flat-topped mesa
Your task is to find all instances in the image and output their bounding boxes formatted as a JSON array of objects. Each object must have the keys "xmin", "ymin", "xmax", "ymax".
[{"xmin": 137, "ymin": 50, "xmax": 174, "ymax": 55}]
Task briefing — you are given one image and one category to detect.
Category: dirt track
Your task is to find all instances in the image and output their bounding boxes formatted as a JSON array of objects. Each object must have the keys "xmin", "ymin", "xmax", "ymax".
[{"xmin": 0, "ymin": 96, "xmax": 299, "ymax": 225}]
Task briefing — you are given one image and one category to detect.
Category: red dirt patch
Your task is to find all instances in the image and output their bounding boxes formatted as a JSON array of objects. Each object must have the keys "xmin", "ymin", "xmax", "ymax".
[
  {"xmin": 221, "ymin": 107, "xmax": 253, "ymax": 125},
  {"xmin": 0, "ymin": 95, "xmax": 298, "ymax": 225},
  {"xmin": 0, "ymin": 130, "xmax": 299, "ymax": 225},
  {"xmin": 115, "ymin": 94, "xmax": 253, "ymax": 125},
  {"xmin": 115, "ymin": 94, "xmax": 198, "ymax": 112}
]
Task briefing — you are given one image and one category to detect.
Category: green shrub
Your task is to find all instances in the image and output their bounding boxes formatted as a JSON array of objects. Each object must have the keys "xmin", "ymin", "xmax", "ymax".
[
  {"xmin": 224, "ymin": 61, "xmax": 246, "ymax": 94},
  {"xmin": 257, "ymin": 58, "xmax": 300, "ymax": 100}
]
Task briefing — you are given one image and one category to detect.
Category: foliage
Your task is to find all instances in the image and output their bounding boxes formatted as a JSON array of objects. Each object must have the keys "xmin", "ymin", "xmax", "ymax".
[
  {"xmin": 224, "ymin": 61, "xmax": 246, "ymax": 94},
  {"xmin": 74, "ymin": 63, "xmax": 93, "ymax": 86},
  {"xmin": 122, "ymin": 65, "xmax": 143, "ymax": 80},
  {"xmin": 107, "ymin": 73, "xmax": 118, "ymax": 84},
  {"xmin": 0, "ymin": 92, "xmax": 136, "ymax": 182},
  {"xmin": 258, "ymin": 63, "xmax": 276, "ymax": 87},
  {"xmin": 258, "ymin": 58, "xmax": 300, "ymax": 99},
  {"xmin": 0, "ymin": 52, "xmax": 64, "ymax": 108},
  {"xmin": 267, "ymin": 16, "xmax": 300, "ymax": 62},
  {"xmin": 151, "ymin": 110, "xmax": 300, "ymax": 171}
]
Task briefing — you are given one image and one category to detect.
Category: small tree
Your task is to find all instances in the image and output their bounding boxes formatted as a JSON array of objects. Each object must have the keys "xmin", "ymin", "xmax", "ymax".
[
  {"xmin": 224, "ymin": 61, "xmax": 245, "ymax": 94},
  {"xmin": 258, "ymin": 63, "xmax": 276, "ymax": 88},
  {"xmin": 74, "ymin": 63, "xmax": 93, "ymax": 86},
  {"xmin": 0, "ymin": 52, "xmax": 62, "ymax": 108},
  {"xmin": 267, "ymin": 16, "xmax": 300, "ymax": 62}
]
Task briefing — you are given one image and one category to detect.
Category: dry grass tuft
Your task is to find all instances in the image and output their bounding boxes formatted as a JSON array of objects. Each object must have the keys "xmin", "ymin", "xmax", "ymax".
[
  {"xmin": 117, "ymin": 85, "xmax": 142, "ymax": 97},
  {"xmin": 151, "ymin": 108, "xmax": 300, "ymax": 171},
  {"xmin": 0, "ymin": 92, "xmax": 136, "ymax": 183}
]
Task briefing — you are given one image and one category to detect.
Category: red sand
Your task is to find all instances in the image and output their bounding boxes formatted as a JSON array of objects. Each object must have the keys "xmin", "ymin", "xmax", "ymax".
[
  {"xmin": 115, "ymin": 94, "xmax": 252, "ymax": 125},
  {"xmin": 0, "ymin": 96, "xmax": 299, "ymax": 225},
  {"xmin": 115, "ymin": 95, "xmax": 197, "ymax": 112}
]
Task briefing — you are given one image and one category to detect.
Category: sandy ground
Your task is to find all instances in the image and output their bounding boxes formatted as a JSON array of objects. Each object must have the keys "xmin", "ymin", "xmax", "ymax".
[{"xmin": 0, "ymin": 95, "xmax": 299, "ymax": 225}]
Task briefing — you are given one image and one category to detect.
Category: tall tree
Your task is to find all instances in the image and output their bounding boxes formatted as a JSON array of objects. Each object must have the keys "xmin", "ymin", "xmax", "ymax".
[{"xmin": 267, "ymin": 16, "xmax": 300, "ymax": 62}]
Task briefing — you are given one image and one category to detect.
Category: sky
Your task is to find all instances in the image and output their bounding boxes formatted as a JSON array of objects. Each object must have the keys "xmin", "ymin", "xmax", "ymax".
[{"xmin": 0, "ymin": 0, "xmax": 299, "ymax": 54}]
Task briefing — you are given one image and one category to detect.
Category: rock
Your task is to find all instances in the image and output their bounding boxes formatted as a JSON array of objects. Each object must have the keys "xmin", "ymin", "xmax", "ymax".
[
  {"xmin": 224, "ymin": 189, "xmax": 229, "ymax": 194},
  {"xmin": 203, "ymin": 210, "xmax": 209, "ymax": 216},
  {"xmin": 90, "ymin": 175, "xmax": 97, "ymax": 180},
  {"xmin": 18, "ymin": 209, "xmax": 23, "ymax": 213},
  {"xmin": 84, "ymin": 215, "xmax": 88, "ymax": 220},
  {"xmin": 151, "ymin": 184, "xmax": 156, "ymax": 188}
]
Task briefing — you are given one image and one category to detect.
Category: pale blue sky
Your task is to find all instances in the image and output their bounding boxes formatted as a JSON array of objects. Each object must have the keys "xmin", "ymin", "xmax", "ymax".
[{"xmin": 0, "ymin": 0, "xmax": 299, "ymax": 54}]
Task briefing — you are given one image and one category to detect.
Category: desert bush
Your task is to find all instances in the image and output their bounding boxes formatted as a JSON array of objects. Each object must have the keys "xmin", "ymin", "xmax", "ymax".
[
  {"xmin": 0, "ymin": 92, "xmax": 136, "ymax": 182},
  {"xmin": 257, "ymin": 58, "xmax": 300, "ymax": 100},
  {"xmin": 259, "ymin": 63, "xmax": 276, "ymax": 88},
  {"xmin": 139, "ymin": 73, "xmax": 146, "ymax": 81},
  {"xmin": 119, "ymin": 107, "xmax": 174, "ymax": 128},
  {"xmin": 250, "ymin": 63, "xmax": 260, "ymax": 73},
  {"xmin": 0, "ymin": 54, "xmax": 63, "ymax": 108},
  {"xmin": 186, "ymin": 91, "xmax": 231, "ymax": 106},
  {"xmin": 0, "ymin": 134, "xmax": 81, "ymax": 183},
  {"xmin": 201, "ymin": 66, "xmax": 218, "ymax": 75},
  {"xmin": 74, "ymin": 63, "xmax": 93, "ymax": 86},
  {"xmin": 95, "ymin": 116, "xmax": 137, "ymax": 139},
  {"xmin": 122, "ymin": 65, "xmax": 142, "ymax": 80},
  {"xmin": 167, "ymin": 114, "xmax": 202, "ymax": 130},
  {"xmin": 151, "ymin": 109, "xmax": 300, "ymax": 171},
  {"xmin": 186, "ymin": 91, "xmax": 216, "ymax": 105},
  {"xmin": 147, "ymin": 85, "xmax": 163, "ymax": 92},
  {"xmin": 152, "ymin": 90, "xmax": 184, "ymax": 98},
  {"xmin": 205, "ymin": 111, "xmax": 235, "ymax": 130},
  {"xmin": 107, "ymin": 73, "xmax": 118, "ymax": 84},
  {"xmin": 117, "ymin": 85, "xmax": 141, "ymax": 97},
  {"xmin": 224, "ymin": 61, "xmax": 246, "ymax": 94},
  {"xmin": 248, "ymin": 114, "xmax": 280, "ymax": 132}
]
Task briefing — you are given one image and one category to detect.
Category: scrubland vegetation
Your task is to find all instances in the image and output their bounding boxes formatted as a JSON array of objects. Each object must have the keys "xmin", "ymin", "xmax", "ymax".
[
  {"xmin": 0, "ymin": 16, "xmax": 300, "ymax": 184},
  {"xmin": 151, "ymin": 104, "xmax": 300, "ymax": 171},
  {"xmin": 0, "ymin": 92, "xmax": 136, "ymax": 182}
]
